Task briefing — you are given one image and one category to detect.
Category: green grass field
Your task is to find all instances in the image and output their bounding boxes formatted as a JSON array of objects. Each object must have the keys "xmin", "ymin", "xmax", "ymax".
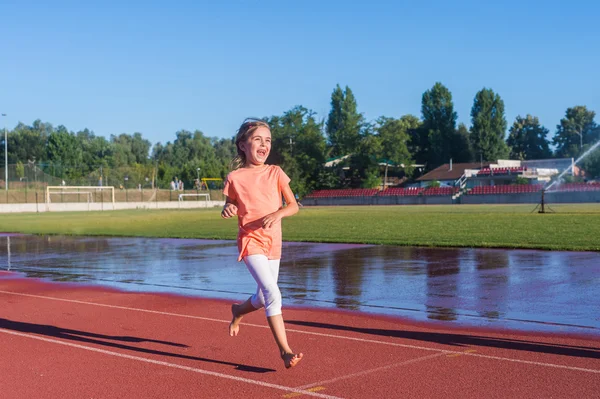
[{"xmin": 1, "ymin": 204, "xmax": 599, "ymax": 251}]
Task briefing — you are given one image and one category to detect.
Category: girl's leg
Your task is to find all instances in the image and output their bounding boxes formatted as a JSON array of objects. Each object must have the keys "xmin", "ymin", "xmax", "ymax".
[
  {"xmin": 267, "ymin": 314, "xmax": 304, "ymax": 368},
  {"xmin": 243, "ymin": 255, "xmax": 303, "ymax": 368},
  {"xmin": 229, "ymin": 297, "xmax": 257, "ymax": 336},
  {"xmin": 229, "ymin": 256, "xmax": 276, "ymax": 336}
]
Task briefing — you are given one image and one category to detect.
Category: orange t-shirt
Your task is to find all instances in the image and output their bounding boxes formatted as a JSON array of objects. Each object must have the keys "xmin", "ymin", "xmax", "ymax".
[{"xmin": 223, "ymin": 165, "xmax": 291, "ymax": 261}]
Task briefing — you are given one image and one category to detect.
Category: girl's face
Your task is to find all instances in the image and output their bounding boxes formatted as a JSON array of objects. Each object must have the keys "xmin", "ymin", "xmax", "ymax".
[{"xmin": 240, "ymin": 126, "xmax": 271, "ymax": 167}]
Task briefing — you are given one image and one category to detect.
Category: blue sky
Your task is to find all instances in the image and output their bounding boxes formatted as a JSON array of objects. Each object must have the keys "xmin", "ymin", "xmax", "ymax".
[{"xmin": 1, "ymin": 0, "xmax": 599, "ymax": 148}]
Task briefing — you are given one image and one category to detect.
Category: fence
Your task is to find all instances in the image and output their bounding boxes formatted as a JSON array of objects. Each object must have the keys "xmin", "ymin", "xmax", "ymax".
[
  {"xmin": 0, "ymin": 188, "xmax": 224, "ymax": 204},
  {"xmin": 0, "ymin": 162, "xmax": 225, "ymax": 204},
  {"xmin": 0, "ymin": 164, "xmax": 159, "ymax": 191}
]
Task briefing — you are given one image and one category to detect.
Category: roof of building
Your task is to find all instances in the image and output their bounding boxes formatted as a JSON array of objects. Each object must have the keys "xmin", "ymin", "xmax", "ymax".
[
  {"xmin": 324, "ymin": 154, "xmax": 353, "ymax": 167},
  {"xmin": 416, "ymin": 162, "xmax": 490, "ymax": 181}
]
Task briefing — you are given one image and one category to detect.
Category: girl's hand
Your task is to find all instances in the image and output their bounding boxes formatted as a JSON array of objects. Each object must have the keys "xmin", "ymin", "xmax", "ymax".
[
  {"xmin": 262, "ymin": 212, "xmax": 281, "ymax": 229},
  {"xmin": 221, "ymin": 203, "xmax": 238, "ymax": 218}
]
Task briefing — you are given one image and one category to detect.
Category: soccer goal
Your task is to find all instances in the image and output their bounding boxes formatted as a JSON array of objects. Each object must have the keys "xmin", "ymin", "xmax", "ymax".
[
  {"xmin": 46, "ymin": 186, "xmax": 115, "ymax": 204},
  {"xmin": 178, "ymin": 193, "xmax": 211, "ymax": 207}
]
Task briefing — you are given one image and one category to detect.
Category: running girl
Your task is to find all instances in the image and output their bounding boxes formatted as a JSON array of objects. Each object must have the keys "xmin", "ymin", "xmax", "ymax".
[{"xmin": 221, "ymin": 118, "xmax": 303, "ymax": 369}]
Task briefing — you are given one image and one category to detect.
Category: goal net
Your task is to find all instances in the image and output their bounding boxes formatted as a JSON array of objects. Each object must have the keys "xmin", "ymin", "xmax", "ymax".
[
  {"xmin": 46, "ymin": 186, "xmax": 115, "ymax": 204},
  {"xmin": 177, "ymin": 193, "xmax": 211, "ymax": 207}
]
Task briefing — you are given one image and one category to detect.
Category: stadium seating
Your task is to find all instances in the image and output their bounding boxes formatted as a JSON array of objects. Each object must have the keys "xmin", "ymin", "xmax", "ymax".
[
  {"xmin": 549, "ymin": 183, "xmax": 600, "ymax": 192},
  {"xmin": 304, "ymin": 188, "xmax": 378, "ymax": 198},
  {"xmin": 377, "ymin": 186, "xmax": 458, "ymax": 196},
  {"xmin": 467, "ymin": 184, "xmax": 543, "ymax": 195},
  {"xmin": 378, "ymin": 187, "xmax": 423, "ymax": 196},
  {"xmin": 477, "ymin": 166, "xmax": 526, "ymax": 176},
  {"xmin": 306, "ymin": 186, "xmax": 460, "ymax": 198},
  {"xmin": 421, "ymin": 187, "xmax": 458, "ymax": 196},
  {"xmin": 304, "ymin": 182, "xmax": 600, "ymax": 200}
]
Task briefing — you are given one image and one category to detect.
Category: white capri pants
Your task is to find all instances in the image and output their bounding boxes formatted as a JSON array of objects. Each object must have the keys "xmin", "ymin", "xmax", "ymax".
[{"xmin": 243, "ymin": 254, "xmax": 282, "ymax": 317}]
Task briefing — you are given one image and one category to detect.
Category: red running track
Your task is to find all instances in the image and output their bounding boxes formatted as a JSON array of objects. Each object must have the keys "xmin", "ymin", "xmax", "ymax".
[{"xmin": 0, "ymin": 272, "xmax": 599, "ymax": 398}]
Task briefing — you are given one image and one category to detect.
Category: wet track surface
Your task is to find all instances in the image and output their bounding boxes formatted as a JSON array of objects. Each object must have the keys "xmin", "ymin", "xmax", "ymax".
[{"xmin": 1, "ymin": 234, "xmax": 599, "ymax": 335}]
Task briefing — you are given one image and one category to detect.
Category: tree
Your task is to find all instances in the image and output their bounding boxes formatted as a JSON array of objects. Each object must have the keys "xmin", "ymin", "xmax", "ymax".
[
  {"xmin": 267, "ymin": 106, "xmax": 327, "ymax": 195},
  {"xmin": 552, "ymin": 106, "xmax": 599, "ymax": 158},
  {"xmin": 166, "ymin": 130, "xmax": 222, "ymax": 187},
  {"xmin": 9, "ymin": 120, "xmax": 50, "ymax": 164},
  {"xmin": 15, "ymin": 161, "xmax": 24, "ymax": 180},
  {"xmin": 87, "ymin": 134, "xmax": 112, "ymax": 168},
  {"xmin": 212, "ymin": 137, "xmax": 237, "ymax": 178},
  {"xmin": 375, "ymin": 115, "xmax": 417, "ymax": 179},
  {"xmin": 76, "ymin": 128, "xmax": 110, "ymax": 173},
  {"xmin": 420, "ymin": 82, "xmax": 458, "ymax": 168},
  {"xmin": 130, "ymin": 132, "xmax": 152, "ymax": 164},
  {"xmin": 110, "ymin": 132, "xmax": 151, "ymax": 167},
  {"xmin": 348, "ymin": 131, "xmax": 382, "ymax": 188},
  {"xmin": 453, "ymin": 123, "xmax": 474, "ymax": 163},
  {"xmin": 46, "ymin": 125, "xmax": 84, "ymax": 179},
  {"xmin": 470, "ymin": 88, "xmax": 509, "ymax": 162},
  {"xmin": 326, "ymin": 84, "xmax": 363, "ymax": 157},
  {"xmin": 506, "ymin": 115, "xmax": 551, "ymax": 160},
  {"xmin": 580, "ymin": 144, "xmax": 600, "ymax": 178},
  {"xmin": 151, "ymin": 128, "xmax": 235, "ymax": 189}
]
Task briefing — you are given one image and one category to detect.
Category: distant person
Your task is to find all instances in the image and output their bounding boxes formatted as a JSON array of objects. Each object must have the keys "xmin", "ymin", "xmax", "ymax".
[
  {"xmin": 221, "ymin": 118, "xmax": 302, "ymax": 369},
  {"xmin": 170, "ymin": 180, "xmax": 176, "ymax": 191},
  {"xmin": 295, "ymin": 193, "xmax": 303, "ymax": 208}
]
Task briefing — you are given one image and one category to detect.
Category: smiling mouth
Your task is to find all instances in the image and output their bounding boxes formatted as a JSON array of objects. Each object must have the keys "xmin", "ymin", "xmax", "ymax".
[{"xmin": 257, "ymin": 150, "xmax": 267, "ymax": 157}]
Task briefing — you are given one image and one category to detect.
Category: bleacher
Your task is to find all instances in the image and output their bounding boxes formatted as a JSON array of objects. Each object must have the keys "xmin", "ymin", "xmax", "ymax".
[
  {"xmin": 378, "ymin": 187, "xmax": 423, "ymax": 196},
  {"xmin": 305, "ymin": 188, "xmax": 379, "ymax": 198},
  {"xmin": 467, "ymin": 184, "xmax": 543, "ymax": 195},
  {"xmin": 549, "ymin": 182, "xmax": 600, "ymax": 192},
  {"xmin": 306, "ymin": 186, "xmax": 458, "ymax": 199},
  {"xmin": 422, "ymin": 187, "xmax": 459, "ymax": 196},
  {"xmin": 466, "ymin": 182, "xmax": 600, "ymax": 195},
  {"xmin": 476, "ymin": 166, "xmax": 527, "ymax": 176}
]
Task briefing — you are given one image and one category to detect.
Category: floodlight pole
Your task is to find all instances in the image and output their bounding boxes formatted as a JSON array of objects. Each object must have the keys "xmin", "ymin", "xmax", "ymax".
[
  {"xmin": 2, "ymin": 113, "xmax": 7, "ymax": 191},
  {"xmin": 575, "ymin": 129, "xmax": 583, "ymax": 151}
]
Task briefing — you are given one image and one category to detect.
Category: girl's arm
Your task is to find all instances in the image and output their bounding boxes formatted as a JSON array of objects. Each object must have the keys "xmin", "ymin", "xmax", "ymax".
[
  {"xmin": 221, "ymin": 196, "xmax": 238, "ymax": 219},
  {"xmin": 262, "ymin": 183, "xmax": 299, "ymax": 229}
]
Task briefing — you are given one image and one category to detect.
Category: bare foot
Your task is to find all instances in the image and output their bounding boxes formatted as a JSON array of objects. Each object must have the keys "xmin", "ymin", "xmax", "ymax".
[
  {"xmin": 282, "ymin": 352, "xmax": 304, "ymax": 369},
  {"xmin": 229, "ymin": 304, "xmax": 243, "ymax": 336}
]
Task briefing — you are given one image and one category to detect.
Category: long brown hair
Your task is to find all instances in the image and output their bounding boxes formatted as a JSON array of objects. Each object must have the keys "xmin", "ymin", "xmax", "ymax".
[{"xmin": 230, "ymin": 118, "xmax": 271, "ymax": 170}]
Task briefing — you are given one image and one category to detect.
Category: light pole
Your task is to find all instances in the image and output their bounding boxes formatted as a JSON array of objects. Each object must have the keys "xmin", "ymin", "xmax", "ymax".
[
  {"xmin": 2, "ymin": 113, "xmax": 6, "ymax": 191},
  {"xmin": 575, "ymin": 129, "xmax": 583, "ymax": 151},
  {"xmin": 124, "ymin": 176, "xmax": 129, "ymax": 201}
]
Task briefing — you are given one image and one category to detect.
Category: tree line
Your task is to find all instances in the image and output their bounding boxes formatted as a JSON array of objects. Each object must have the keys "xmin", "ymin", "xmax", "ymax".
[{"xmin": 1, "ymin": 82, "xmax": 599, "ymax": 195}]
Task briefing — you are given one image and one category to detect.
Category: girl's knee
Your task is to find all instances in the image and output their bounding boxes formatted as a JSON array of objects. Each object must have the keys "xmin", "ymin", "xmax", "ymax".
[
  {"xmin": 251, "ymin": 294, "xmax": 265, "ymax": 309},
  {"xmin": 264, "ymin": 287, "xmax": 282, "ymax": 315}
]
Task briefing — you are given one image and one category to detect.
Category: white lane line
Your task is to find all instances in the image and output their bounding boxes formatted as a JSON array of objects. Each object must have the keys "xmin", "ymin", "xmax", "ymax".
[
  {"xmin": 464, "ymin": 352, "xmax": 600, "ymax": 373},
  {"xmin": 1, "ymin": 289, "xmax": 599, "ymax": 374},
  {"xmin": 0, "ymin": 290, "xmax": 452, "ymax": 352},
  {"xmin": 0, "ymin": 289, "xmax": 228, "ymax": 323},
  {"xmin": 282, "ymin": 329, "xmax": 600, "ymax": 374},
  {"xmin": 293, "ymin": 332, "xmax": 600, "ymax": 374},
  {"xmin": 295, "ymin": 353, "xmax": 446, "ymax": 390},
  {"xmin": 0, "ymin": 328, "xmax": 344, "ymax": 399}
]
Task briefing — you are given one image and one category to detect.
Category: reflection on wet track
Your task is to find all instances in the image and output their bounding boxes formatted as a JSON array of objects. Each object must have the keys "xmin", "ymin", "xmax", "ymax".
[{"xmin": 1, "ymin": 234, "xmax": 599, "ymax": 335}]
